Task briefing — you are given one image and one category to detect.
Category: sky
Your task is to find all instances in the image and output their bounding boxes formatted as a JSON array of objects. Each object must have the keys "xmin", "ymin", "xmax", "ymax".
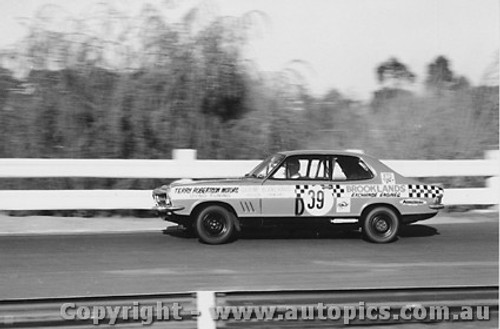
[{"xmin": 0, "ymin": 0, "xmax": 498, "ymax": 99}]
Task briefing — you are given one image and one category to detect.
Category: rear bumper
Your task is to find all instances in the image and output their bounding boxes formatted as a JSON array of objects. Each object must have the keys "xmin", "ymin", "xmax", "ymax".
[
  {"xmin": 401, "ymin": 212, "xmax": 438, "ymax": 224},
  {"xmin": 429, "ymin": 204, "xmax": 445, "ymax": 210}
]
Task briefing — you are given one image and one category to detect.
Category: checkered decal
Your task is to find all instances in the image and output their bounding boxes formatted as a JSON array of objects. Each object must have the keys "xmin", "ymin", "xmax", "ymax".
[
  {"xmin": 295, "ymin": 185, "xmax": 347, "ymax": 198},
  {"xmin": 408, "ymin": 184, "xmax": 442, "ymax": 198},
  {"xmin": 295, "ymin": 185, "xmax": 309, "ymax": 198},
  {"xmin": 332, "ymin": 185, "xmax": 347, "ymax": 198}
]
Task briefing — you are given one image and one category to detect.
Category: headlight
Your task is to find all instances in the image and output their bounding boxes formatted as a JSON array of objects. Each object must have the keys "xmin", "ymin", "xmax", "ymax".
[
  {"xmin": 154, "ymin": 193, "xmax": 171, "ymax": 206},
  {"xmin": 155, "ymin": 194, "xmax": 166, "ymax": 203},
  {"xmin": 153, "ymin": 186, "xmax": 172, "ymax": 206}
]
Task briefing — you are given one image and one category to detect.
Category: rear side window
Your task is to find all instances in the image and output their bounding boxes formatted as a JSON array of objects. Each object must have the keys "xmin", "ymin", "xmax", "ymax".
[{"xmin": 333, "ymin": 156, "xmax": 373, "ymax": 181}]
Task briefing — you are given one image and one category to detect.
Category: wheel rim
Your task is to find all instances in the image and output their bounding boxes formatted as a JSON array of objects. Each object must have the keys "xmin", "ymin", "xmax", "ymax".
[
  {"xmin": 202, "ymin": 212, "xmax": 228, "ymax": 237},
  {"xmin": 370, "ymin": 214, "xmax": 393, "ymax": 238}
]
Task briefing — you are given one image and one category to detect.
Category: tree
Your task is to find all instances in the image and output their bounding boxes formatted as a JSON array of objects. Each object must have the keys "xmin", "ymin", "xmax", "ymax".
[
  {"xmin": 371, "ymin": 58, "xmax": 416, "ymax": 112},
  {"xmin": 425, "ymin": 55, "xmax": 470, "ymax": 92},
  {"xmin": 426, "ymin": 56, "xmax": 453, "ymax": 89},
  {"xmin": 376, "ymin": 57, "xmax": 416, "ymax": 89}
]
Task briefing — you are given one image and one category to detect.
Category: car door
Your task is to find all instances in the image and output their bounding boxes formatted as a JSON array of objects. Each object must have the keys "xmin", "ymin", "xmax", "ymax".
[{"xmin": 261, "ymin": 155, "xmax": 336, "ymax": 217}]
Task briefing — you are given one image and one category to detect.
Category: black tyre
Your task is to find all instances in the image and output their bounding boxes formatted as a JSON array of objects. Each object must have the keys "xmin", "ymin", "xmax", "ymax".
[
  {"xmin": 195, "ymin": 205, "xmax": 236, "ymax": 244},
  {"xmin": 362, "ymin": 206, "xmax": 400, "ymax": 243}
]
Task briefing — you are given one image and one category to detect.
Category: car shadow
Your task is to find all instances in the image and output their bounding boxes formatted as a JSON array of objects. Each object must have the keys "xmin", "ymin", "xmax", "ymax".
[
  {"xmin": 398, "ymin": 224, "xmax": 440, "ymax": 238},
  {"xmin": 162, "ymin": 225, "xmax": 363, "ymax": 240},
  {"xmin": 162, "ymin": 226, "xmax": 197, "ymax": 239},
  {"xmin": 238, "ymin": 226, "xmax": 362, "ymax": 240},
  {"xmin": 162, "ymin": 224, "xmax": 440, "ymax": 241},
  {"xmin": 240, "ymin": 225, "xmax": 439, "ymax": 240}
]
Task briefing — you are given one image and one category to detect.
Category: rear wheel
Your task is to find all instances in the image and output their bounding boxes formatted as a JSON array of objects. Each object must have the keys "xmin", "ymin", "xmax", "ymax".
[
  {"xmin": 362, "ymin": 206, "xmax": 399, "ymax": 243},
  {"xmin": 195, "ymin": 205, "xmax": 236, "ymax": 244}
]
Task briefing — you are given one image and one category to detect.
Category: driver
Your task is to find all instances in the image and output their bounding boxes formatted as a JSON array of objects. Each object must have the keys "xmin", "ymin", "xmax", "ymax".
[{"xmin": 287, "ymin": 159, "xmax": 301, "ymax": 179}]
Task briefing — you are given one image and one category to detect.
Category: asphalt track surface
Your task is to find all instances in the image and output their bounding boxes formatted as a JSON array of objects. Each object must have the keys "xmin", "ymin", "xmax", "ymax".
[{"xmin": 0, "ymin": 221, "xmax": 497, "ymax": 299}]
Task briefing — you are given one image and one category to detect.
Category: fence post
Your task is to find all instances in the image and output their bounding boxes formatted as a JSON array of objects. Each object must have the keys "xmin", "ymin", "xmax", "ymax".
[
  {"xmin": 485, "ymin": 150, "xmax": 499, "ymax": 211},
  {"xmin": 172, "ymin": 149, "xmax": 197, "ymax": 181},
  {"xmin": 172, "ymin": 149, "xmax": 197, "ymax": 161},
  {"xmin": 197, "ymin": 291, "xmax": 216, "ymax": 329}
]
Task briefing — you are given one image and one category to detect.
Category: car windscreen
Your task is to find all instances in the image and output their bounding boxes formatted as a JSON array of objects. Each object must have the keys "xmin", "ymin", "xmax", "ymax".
[{"xmin": 245, "ymin": 154, "xmax": 285, "ymax": 179}]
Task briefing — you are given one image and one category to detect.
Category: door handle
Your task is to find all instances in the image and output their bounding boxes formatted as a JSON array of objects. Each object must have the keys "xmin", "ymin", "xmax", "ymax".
[{"xmin": 321, "ymin": 184, "xmax": 333, "ymax": 189}]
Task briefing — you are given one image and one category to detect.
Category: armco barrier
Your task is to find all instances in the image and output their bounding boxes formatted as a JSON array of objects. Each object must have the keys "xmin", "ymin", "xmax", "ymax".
[
  {"xmin": 0, "ymin": 150, "xmax": 498, "ymax": 210},
  {"xmin": 0, "ymin": 292, "xmax": 197, "ymax": 328},
  {"xmin": 0, "ymin": 286, "xmax": 497, "ymax": 328}
]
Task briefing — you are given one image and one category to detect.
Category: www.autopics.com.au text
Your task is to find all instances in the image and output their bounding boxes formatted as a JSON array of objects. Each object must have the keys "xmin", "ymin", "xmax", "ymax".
[{"xmin": 59, "ymin": 302, "xmax": 491, "ymax": 325}]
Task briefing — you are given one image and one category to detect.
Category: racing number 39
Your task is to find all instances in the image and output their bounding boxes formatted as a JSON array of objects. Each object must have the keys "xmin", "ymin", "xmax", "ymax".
[
  {"xmin": 295, "ymin": 186, "xmax": 333, "ymax": 216},
  {"xmin": 307, "ymin": 190, "xmax": 324, "ymax": 210}
]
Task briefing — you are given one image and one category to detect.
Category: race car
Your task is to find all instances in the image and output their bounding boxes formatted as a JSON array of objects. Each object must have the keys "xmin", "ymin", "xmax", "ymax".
[{"xmin": 153, "ymin": 150, "xmax": 444, "ymax": 244}]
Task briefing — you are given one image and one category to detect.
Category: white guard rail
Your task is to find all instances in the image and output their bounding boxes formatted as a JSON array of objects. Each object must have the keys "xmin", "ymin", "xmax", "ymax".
[{"xmin": 0, "ymin": 150, "xmax": 498, "ymax": 210}]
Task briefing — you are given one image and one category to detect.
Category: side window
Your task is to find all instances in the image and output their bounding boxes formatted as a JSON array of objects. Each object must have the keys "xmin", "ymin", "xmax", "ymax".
[
  {"xmin": 332, "ymin": 162, "xmax": 347, "ymax": 181},
  {"xmin": 271, "ymin": 156, "xmax": 332, "ymax": 180},
  {"xmin": 296, "ymin": 159, "xmax": 308, "ymax": 178},
  {"xmin": 334, "ymin": 156, "xmax": 373, "ymax": 181},
  {"xmin": 308, "ymin": 158, "xmax": 330, "ymax": 180}
]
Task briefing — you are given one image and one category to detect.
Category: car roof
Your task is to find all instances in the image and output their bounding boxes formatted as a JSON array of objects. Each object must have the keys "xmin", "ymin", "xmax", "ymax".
[{"xmin": 277, "ymin": 150, "xmax": 371, "ymax": 157}]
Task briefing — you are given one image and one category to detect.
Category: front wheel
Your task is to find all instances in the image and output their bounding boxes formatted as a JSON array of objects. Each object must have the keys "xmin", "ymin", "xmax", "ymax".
[
  {"xmin": 195, "ymin": 205, "xmax": 236, "ymax": 244},
  {"xmin": 362, "ymin": 207, "xmax": 400, "ymax": 243}
]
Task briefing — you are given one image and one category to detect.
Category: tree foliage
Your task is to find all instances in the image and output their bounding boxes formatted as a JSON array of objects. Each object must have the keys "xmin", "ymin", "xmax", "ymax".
[
  {"xmin": 0, "ymin": 2, "xmax": 273, "ymax": 160},
  {"xmin": 0, "ymin": 2, "xmax": 497, "ymax": 212},
  {"xmin": 425, "ymin": 55, "xmax": 470, "ymax": 93},
  {"xmin": 372, "ymin": 57, "xmax": 416, "ymax": 112},
  {"xmin": 376, "ymin": 57, "xmax": 416, "ymax": 88}
]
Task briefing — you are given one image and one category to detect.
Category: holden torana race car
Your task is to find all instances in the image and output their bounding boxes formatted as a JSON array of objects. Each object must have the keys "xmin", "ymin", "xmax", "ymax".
[{"xmin": 153, "ymin": 150, "xmax": 444, "ymax": 244}]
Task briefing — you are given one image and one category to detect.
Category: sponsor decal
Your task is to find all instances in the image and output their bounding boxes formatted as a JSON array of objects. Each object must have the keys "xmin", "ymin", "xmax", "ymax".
[
  {"xmin": 171, "ymin": 186, "xmax": 241, "ymax": 199},
  {"xmin": 336, "ymin": 197, "xmax": 351, "ymax": 213},
  {"xmin": 381, "ymin": 172, "xmax": 396, "ymax": 185},
  {"xmin": 400, "ymin": 198, "xmax": 427, "ymax": 206},
  {"xmin": 342, "ymin": 184, "xmax": 407, "ymax": 198},
  {"xmin": 173, "ymin": 186, "xmax": 239, "ymax": 194},
  {"xmin": 171, "ymin": 185, "xmax": 295, "ymax": 200}
]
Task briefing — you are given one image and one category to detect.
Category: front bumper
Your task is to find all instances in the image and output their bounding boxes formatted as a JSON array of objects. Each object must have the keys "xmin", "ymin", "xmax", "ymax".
[
  {"xmin": 153, "ymin": 205, "xmax": 185, "ymax": 215},
  {"xmin": 154, "ymin": 204, "xmax": 188, "ymax": 225}
]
